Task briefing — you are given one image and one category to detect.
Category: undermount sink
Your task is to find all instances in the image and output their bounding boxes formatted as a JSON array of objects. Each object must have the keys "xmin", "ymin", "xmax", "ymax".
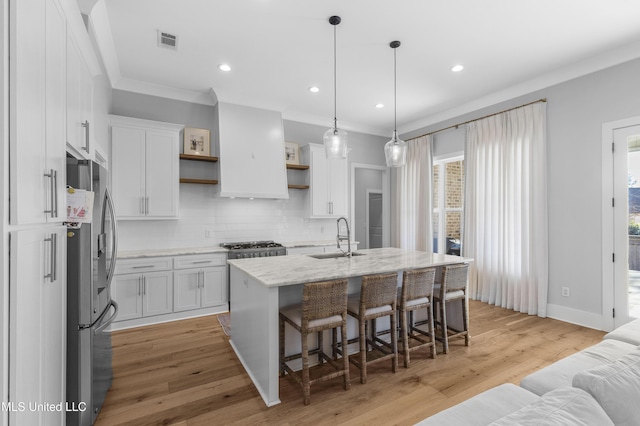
[{"xmin": 308, "ymin": 252, "xmax": 366, "ymax": 260}]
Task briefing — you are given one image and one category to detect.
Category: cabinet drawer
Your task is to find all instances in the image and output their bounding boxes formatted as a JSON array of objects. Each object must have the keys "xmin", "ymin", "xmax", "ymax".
[
  {"xmin": 114, "ymin": 257, "xmax": 173, "ymax": 275},
  {"xmin": 173, "ymin": 253, "xmax": 227, "ymax": 269}
]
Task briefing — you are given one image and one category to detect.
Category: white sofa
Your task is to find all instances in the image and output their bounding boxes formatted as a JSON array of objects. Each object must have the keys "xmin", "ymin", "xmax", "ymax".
[{"xmin": 416, "ymin": 319, "xmax": 640, "ymax": 426}]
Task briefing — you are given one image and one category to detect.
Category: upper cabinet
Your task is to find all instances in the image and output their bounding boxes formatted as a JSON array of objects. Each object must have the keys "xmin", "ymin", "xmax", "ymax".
[
  {"xmin": 110, "ymin": 115, "xmax": 183, "ymax": 219},
  {"xmin": 9, "ymin": 0, "xmax": 67, "ymax": 225},
  {"xmin": 302, "ymin": 143, "xmax": 348, "ymax": 218},
  {"xmin": 66, "ymin": 32, "xmax": 94, "ymax": 159},
  {"xmin": 215, "ymin": 102, "xmax": 289, "ymax": 199}
]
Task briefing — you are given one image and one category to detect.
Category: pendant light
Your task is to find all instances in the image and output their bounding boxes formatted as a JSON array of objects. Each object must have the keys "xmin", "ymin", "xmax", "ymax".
[
  {"xmin": 323, "ymin": 16, "xmax": 348, "ymax": 159},
  {"xmin": 384, "ymin": 41, "xmax": 407, "ymax": 167}
]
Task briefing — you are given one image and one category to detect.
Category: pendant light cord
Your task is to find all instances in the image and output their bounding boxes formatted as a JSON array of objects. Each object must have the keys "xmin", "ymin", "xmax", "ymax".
[
  {"xmin": 393, "ymin": 46, "xmax": 397, "ymax": 134},
  {"xmin": 333, "ymin": 23, "xmax": 338, "ymax": 129}
]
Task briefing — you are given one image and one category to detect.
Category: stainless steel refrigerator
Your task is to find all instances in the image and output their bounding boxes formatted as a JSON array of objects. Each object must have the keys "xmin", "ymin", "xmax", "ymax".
[{"xmin": 66, "ymin": 158, "xmax": 119, "ymax": 426}]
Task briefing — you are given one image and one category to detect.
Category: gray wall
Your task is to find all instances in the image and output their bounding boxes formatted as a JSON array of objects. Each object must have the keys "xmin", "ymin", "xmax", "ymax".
[{"xmin": 401, "ymin": 57, "xmax": 640, "ymax": 326}]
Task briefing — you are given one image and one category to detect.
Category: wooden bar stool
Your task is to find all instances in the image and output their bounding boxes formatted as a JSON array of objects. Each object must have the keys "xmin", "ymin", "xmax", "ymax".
[
  {"xmin": 346, "ymin": 272, "xmax": 398, "ymax": 384},
  {"xmin": 398, "ymin": 268, "xmax": 437, "ymax": 367},
  {"xmin": 433, "ymin": 263, "xmax": 470, "ymax": 354},
  {"xmin": 279, "ymin": 279, "xmax": 350, "ymax": 405}
]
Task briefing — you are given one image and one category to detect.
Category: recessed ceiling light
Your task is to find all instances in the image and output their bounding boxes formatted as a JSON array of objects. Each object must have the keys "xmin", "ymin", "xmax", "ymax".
[
  {"xmin": 218, "ymin": 64, "xmax": 231, "ymax": 72},
  {"xmin": 309, "ymin": 86, "xmax": 320, "ymax": 93},
  {"xmin": 375, "ymin": 103, "xmax": 384, "ymax": 108},
  {"xmin": 451, "ymin": 64, "xmax": 464, "ymax": 72}
]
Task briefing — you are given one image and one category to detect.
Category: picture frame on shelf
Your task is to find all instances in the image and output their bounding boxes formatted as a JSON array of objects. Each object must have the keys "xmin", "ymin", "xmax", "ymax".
[
  {"xmin": 285, "ymin": 141, "xmax": 300, "ymax": 165},
  {"xmin": 183, "ymin": 127, "xmax": 211, "ymax": 156}
]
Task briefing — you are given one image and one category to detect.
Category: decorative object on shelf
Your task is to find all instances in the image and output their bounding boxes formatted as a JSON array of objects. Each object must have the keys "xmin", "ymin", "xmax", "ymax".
[
  {"xmin": 323, "ymin": 15, "xmax": 348, "ymax": 159},
  {"xmin": 183, "ymin": 127, "xmax": 211, "ymax": 156},
  {"xmin": 384, "ymin": 41, "xmax": 407, "ymax": 168},
  {"xmin": 285, "ymin": 141, "xmax": 300, "ymax": 165}
]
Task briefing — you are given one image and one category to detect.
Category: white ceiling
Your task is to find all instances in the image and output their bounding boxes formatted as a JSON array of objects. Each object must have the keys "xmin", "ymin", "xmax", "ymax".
[{"xmin": 87, "ymin": 0, "xmax": 640, "ymax": 136}]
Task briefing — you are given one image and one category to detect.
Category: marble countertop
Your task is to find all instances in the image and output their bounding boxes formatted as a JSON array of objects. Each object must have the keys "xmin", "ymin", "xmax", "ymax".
[
  {"xmin": 281, "ymin": 240, "xmax": 358, "ymax": 248},
  {"xmin": 228, "ymin": 247, "xmax": 472, "ymax": 287},
  {"xmin": 117, "ymin": 246, "xmax": 228, "ymax": 259}
]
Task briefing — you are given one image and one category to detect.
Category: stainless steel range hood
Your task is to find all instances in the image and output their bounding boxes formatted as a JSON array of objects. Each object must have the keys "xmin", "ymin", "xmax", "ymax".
[{"xmin": 214, "ymin": 102, "xmax": 289, "ymax": 199}]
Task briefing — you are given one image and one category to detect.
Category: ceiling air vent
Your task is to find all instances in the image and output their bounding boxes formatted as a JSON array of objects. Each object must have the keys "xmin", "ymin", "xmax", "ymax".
[{"xmin": 158, "ymin": 31, "xmax": 178, "ymax": 50}]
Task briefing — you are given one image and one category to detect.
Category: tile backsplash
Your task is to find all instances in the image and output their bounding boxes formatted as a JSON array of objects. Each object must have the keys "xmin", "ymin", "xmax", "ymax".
[{"xmin": 116, "ymin": 184, "xmax": 336, "ymax": 251}]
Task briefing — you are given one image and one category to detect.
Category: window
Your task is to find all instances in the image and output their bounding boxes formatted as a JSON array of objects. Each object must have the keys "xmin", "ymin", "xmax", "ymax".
[{"xmin": 433, "ymin": 156, "xmax": 464, "ymax": 255}]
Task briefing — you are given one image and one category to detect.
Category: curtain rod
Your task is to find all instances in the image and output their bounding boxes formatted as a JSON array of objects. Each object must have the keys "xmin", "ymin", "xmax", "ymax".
[{"xmin": 408, "ymin": 98, "xmax": 547, "ymax": 140}]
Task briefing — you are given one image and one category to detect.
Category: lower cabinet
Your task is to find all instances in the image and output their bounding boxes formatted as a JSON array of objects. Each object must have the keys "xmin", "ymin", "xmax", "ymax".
[
  {"xmin": 174, "ymin": 266, "xmax": 227, "ymax": 312},
  {"xmin": 111, "ymin": 253, "xmax": 228, "ymax": 328},
  {"xmin": 9, "ymin": 226, "xmax": 66, "ymax": 426},
  {"xmin": 111, "ymin": 271, "xmax": 173, "ymax": 321}
]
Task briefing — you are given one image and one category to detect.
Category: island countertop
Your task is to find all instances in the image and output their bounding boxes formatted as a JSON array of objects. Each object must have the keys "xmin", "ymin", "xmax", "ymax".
[{"xmin": 227, "ymin": 247, "xmax": 472, "ymax": 287}]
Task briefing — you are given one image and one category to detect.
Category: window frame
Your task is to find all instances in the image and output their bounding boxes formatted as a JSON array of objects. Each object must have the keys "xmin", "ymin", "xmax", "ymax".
[{"xmin": 433, "ymin": 153, "xmax": 464, "ymax": 255}]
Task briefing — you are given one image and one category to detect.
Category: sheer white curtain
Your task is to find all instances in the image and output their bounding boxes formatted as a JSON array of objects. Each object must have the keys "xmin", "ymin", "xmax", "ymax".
[
  {"xmin": 463, "ymin": 103, "xmax": 548, "ymax": 316},
  {"xmin": 394, "ymin": 135, "xmax": 433, "ymax": 252}
]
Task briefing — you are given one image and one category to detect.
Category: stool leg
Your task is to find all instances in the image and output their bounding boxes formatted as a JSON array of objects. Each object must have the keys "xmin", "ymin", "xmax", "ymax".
[
  {"xmin": 440, "ymin": 299, "xmax": 449, "ymax": 354},
  {"xmin": 401, "ymin": 307, "xmax": 410, "ymax": 368},
  {"xmin": 390, "ymin": 310, "xmax": 398, "ymax": 373},
  {"xmin": 463, "ymin": 297, "xmax": 470, "ymax": 346},
  {"xmin": 318, "ymin": 331, "xmax": 324, "ymax": 365},
  {"xmin": 332, "ymin": 327, "xmax": 338, "ymax": 359},
  {"xmin": 428, "ymin": 304, "xmax": 437, "ymax": 358},
  {"xmin": 302, "ymin": 330, "xmax": 311, "ymax": 405},
  {"xmin": 359, "ymin": 317, "xmax": 367, "ymax": 384},
  {"xmin": 341, "ymin": 323, "xmax": 351, "ymax": 390}
]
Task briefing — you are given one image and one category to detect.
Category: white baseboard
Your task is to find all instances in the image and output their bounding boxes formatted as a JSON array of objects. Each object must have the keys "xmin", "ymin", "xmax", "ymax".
[
  {"xmin": 546, "ymin": 303, "xmax": 606, "ymax": 331},
  {"xmin": 108, "ymin": 305, "xmax": 228, "ymax": 331}
]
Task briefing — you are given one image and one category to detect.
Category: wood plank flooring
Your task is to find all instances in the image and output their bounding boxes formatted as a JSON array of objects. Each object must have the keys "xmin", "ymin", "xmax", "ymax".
[{"xmin": 95, "ymin": 301, "xmax": 605, "ymax": 426}]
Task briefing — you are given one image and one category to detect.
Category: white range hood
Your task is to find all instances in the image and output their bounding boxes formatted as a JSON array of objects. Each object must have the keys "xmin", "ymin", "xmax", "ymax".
[{"xmin": 214, "ymin": 102, "xmax": 289, "ymax": 199}]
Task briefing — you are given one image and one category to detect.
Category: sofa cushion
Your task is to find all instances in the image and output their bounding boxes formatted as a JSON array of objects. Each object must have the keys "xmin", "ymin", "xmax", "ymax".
[
  {"xmin": 572, "ymin": 348, "xmax": 640, "ymax": 426},
  {"xmin": 488, "ymin": 387, "xmax": 613, "ymax": 426},
  {"xmin": 520, "ymin": 339, "xmax": 637, "ymax": 395},
  {"xmin": 414, "ymin": 383, "xmax": 538, "ymax": 426},
  {"xmin": 603, "ymin": 318, "xmax": 640, "ymax": 346}
]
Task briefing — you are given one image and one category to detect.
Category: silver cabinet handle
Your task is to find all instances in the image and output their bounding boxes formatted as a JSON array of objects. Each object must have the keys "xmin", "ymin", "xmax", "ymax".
[
  {"xmin": 81, "ymin": 120, "xmax": 90, "ymax": 153},
  {"xmin": 43, "ymin": 169, "xmax": 58, "ymax": 217},
  {"xmin": 145, "ymin": 197, "xmax": 149, "ymax": 215},
  {"xmin": 133, "ymin": 265, "xmax": 155, "ymax": 269},
  {"xmin": 44, "ymin": 233, "xmax": 57, "ymax": 282},
  {"xmin": 141, "ymin": 197, "xmax": 144, "ymax": 215},
  {"xmin": 199, "ymin": 270, "xmax": 204, "ymax": 288},
  {"xmin": 143, "ymin": 276, "xmax": 146, "ymax": 295},
  {"xmin": 191, "ymin": 260, "xmax": 210, "ymax": 265}
]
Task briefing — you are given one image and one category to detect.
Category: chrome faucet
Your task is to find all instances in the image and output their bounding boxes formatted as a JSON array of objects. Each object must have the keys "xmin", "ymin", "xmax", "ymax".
[{"xmin": 336, "ymin": 217, "xmax": 352, "ymax": 257}]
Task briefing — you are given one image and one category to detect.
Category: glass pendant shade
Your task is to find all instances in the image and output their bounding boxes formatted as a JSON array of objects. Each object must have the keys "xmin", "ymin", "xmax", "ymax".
[
  {"xmin": 323, "ymin": 125, "xmax": 348, "ymax": 159},
  {"xmin": 384, "ymin": 130, "xmax": 407, "ymax": 167}
]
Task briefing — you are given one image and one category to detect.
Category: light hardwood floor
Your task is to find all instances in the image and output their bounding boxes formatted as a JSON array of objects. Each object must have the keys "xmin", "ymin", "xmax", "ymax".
[{"xmin": 95, "ymin": 301, "xmax": 604, "ymax": 426}]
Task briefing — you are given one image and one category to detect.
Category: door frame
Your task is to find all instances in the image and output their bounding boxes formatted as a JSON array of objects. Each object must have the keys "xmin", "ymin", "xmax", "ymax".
[
  {"xmin": 602, "ymin": 116, "xmax": 640, "ymax": 331},
  {"xmin": 350, "ymin": 163, "xmax": 390, "ymax": 248}
]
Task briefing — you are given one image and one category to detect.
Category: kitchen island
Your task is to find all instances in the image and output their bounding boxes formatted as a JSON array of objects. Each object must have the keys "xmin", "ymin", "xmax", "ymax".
[{"xmin": 228, "ymin": 247, "xmax": 472, "ymax": 406}]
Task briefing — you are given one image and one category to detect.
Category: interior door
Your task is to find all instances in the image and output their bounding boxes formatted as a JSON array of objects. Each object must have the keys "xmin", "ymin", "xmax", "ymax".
[{"xmin": 613, "ymin": 124, "xmax": 640, "ymax": 327}]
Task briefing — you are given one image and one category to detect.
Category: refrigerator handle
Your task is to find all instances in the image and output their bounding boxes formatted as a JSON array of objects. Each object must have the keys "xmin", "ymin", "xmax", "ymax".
[
  {"xmin": 105, "ymin": 187, "xmax": 119, "ymax": 286},
  {"xmin": 95, "ymin": 301, "xmax": 119, "ymax": 334}
]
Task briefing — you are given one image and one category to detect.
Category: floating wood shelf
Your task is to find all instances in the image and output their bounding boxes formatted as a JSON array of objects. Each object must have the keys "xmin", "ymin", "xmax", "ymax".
[
  {"xmin": 288, "ymin": 184, "xmax": 310, "ymax": 190},
  {"xmin": 286, "ymin": 164, "xmax": 309, "ymax": 170},
  {"xmin": 179, "ymin": 178, "xmax": 219, "ymax": 185},
  {"xmin": 179, "ymin": 154, "xmax": 219, "ymax": 162}
]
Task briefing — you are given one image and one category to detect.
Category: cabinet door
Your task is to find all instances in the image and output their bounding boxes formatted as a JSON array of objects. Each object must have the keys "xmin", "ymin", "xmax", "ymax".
[
  {"xmin": 173, "ymin": 269, "xmax": 201, "ymax": 312},
  {"xmin": 309, "ymin": 146, "xmax": 330, "ymax": 217},
  {"xmin": 66, "ymin": 33, "xmax": 92, "ymax": 158},
  {"xmin": 111, "ymin": 274, "xmax": 143, "ymax": 321},
  {"xmin": 201, "ymin": 266, "xmax": 228, "ymax": 308},
  {"xmin": 44, "ymin": 0, "xmax": 67, "ymax": 224},
  {"xmin": 145, "ymin": 130, "xmax": 179, "ymax": 217},
  {"xmin": 143, "ymin": 271, "xmax": 173, "ymax": 316},
  {"xmin": 327, "ymin": 156, "xmax": 348, "ymax": 217},
  {"xmin": 111, "ymin": 126, "xmax": 146, "ymax": 218},
  {"xmin": 10, "ymin": 226, "xmax": 66, "ymax": 426},
  {"xmin": 9, "ymin": 0, "xmax": 47, "ymax": 225}
]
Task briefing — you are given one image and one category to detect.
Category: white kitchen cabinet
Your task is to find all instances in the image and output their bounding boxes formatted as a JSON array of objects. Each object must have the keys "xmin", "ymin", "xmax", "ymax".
[
  {"xmin": 173, "ymin": 254, "xmax": 228, "ymax": 312},
  {"xmin": 302, "ymin": 143, "xmax": 348, "ymax": 218},
  {"xmin": 111, "ymin": 270, "xmax": 173, "ymax": 321},
  {"xmin": 9, "ymin": 226, "xmax": 66, "ymax": 426},
  {"xmin": 66, "ymin": 28, "xmax": 94, "ymax": 159},
  {"xmin": 9, "ymin": 0, "xmax": 66, "ymax": 225},
  {"xmin": 110, "ymin": 115, "xmax": 182, "ymax": 219}
]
